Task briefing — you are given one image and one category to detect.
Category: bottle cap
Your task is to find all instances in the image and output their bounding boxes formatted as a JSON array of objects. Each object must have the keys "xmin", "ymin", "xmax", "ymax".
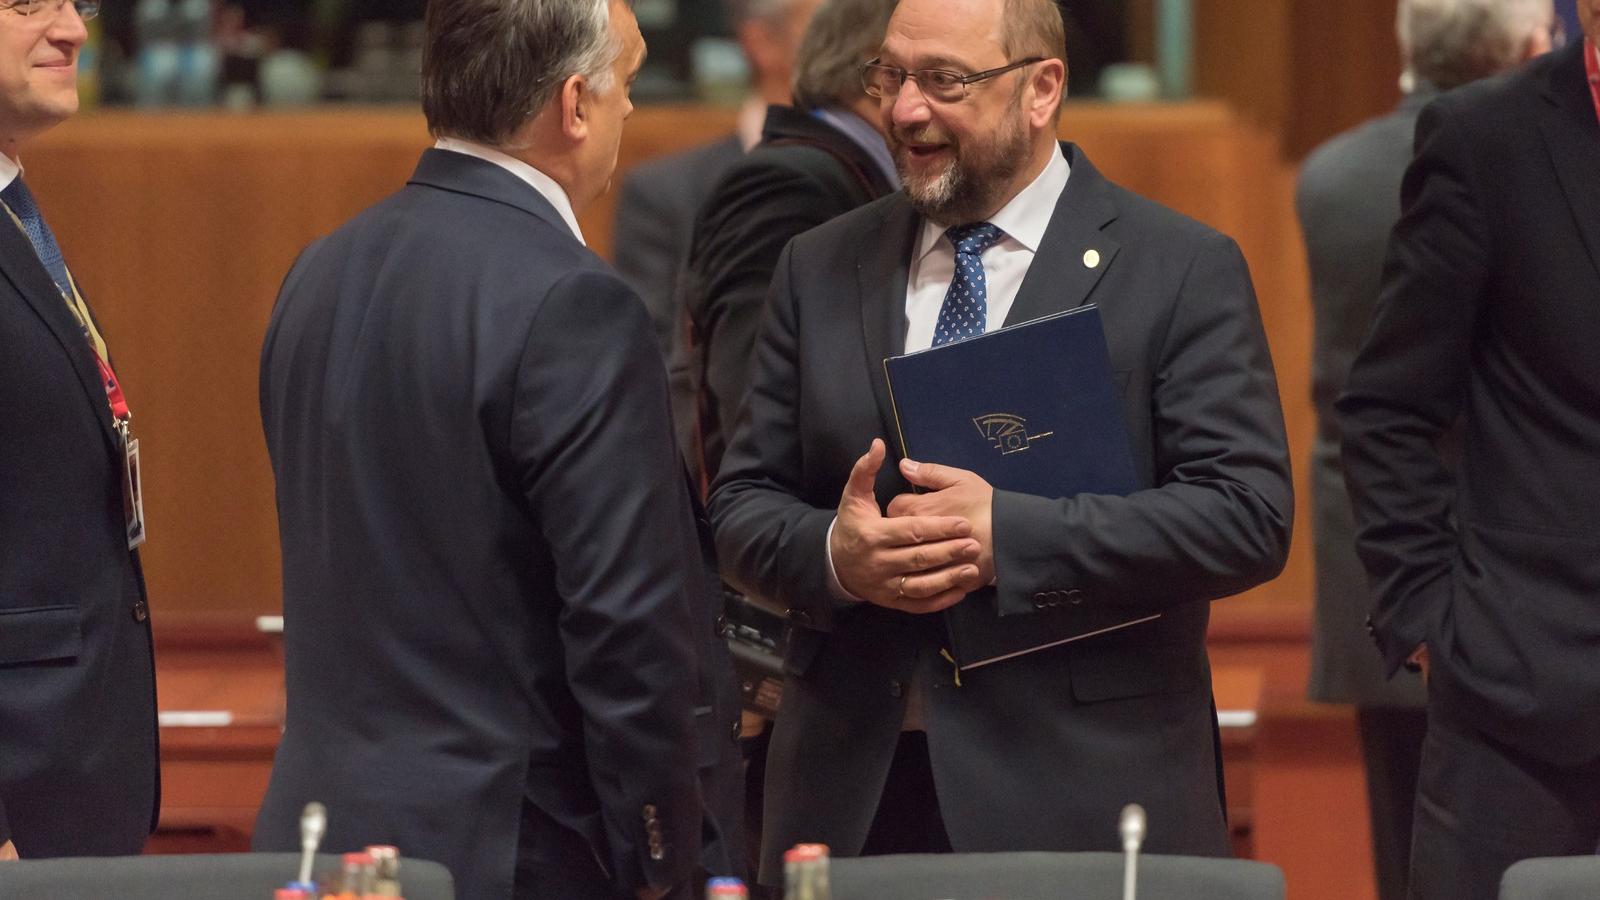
[
  {"xmin": 274, "ymin": 890, "xmax": 310, "ymax": 900},
  {"xmin": 706, "ymin": 875, "xmax": 748, "ymax": 895},
  {"xmin": 783, "ymin": 843, "xmax": 829, "ymax": 862},
  {"xmin": 343, "ymin": 851, "xmax": 375, "ymax": 866}
]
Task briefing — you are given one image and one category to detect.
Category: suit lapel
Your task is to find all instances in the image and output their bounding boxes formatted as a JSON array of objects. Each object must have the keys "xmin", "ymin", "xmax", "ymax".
[
  {"xmin": 857, "ymin": 196, "xmax": 920, "ymax": 449},
  {"xmin": 1003, "ymin": 144, "xmax": 1121, "ymax": 327},
  {"xmin": 1538, "ymin": 43, "xmax": 1600, "ymax": 282},
  {"xmin": 0, "ymin": 215, "xmax": 119, "ymax": 452}
]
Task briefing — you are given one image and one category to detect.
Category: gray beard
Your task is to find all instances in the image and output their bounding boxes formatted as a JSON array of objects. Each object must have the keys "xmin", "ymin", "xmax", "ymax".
[{"xmin": 896, "ymin": 121, "xmax": 1029, "ymax": 226}]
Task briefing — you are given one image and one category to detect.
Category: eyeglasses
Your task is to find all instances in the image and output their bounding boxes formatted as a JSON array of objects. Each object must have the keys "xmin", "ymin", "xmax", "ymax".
[
  {"xmin": 0, "ymin": 0, "xmax": 99, "ymax": 19},
  {"xmin": 862, "ymin": 57, "xmax": 1044, "ymax": 104}
]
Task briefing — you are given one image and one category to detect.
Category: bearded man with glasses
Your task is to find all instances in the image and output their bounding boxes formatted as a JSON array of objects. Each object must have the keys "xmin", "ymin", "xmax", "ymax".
[
  {"xmin": 0, "ymin": 0, "xmax": 160, "ymax": 863},
  {"xmin": 710, "ymin": 0, "xmax": 1290, "ymax": 884}
]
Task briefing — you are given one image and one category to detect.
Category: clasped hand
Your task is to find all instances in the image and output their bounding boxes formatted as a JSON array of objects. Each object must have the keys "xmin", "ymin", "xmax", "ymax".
[{"xmin": 829, "ymin": 439, "xmax": 995, "ymax": 613}]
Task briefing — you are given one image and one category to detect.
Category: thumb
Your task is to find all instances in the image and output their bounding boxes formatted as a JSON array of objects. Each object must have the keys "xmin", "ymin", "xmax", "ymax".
[
  {"xmin": 842, "ymin": 439, "xmax": 887, "ymax": 509},
  {"xmin": 899, "ymin": 457, "xmax": 966, "ymax": 491}
]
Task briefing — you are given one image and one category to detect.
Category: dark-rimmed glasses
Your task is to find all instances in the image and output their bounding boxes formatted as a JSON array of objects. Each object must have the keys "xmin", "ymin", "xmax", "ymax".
[
  {"xmin": 0, "ymin": 0, "xmax": 98, "ymax": 19},
  {"xmin": 861, "ymin": 57, "xmax": 1044, "ymax": 104}
]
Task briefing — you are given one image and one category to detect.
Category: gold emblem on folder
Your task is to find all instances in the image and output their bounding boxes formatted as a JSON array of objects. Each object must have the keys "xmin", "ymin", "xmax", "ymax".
[{"xmin": 973, "ymin": 414, "xmax": 1054, "ymax": 455}]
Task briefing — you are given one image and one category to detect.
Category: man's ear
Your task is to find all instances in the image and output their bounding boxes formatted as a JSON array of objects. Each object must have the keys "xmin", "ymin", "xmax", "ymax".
[
  {"xmin": 1027, "ymin": 59, "xmax": 1066, "ymax": 128},
  {"xmin": 560, "ymin": 73, "xmax": 590, "ymax": 141}
]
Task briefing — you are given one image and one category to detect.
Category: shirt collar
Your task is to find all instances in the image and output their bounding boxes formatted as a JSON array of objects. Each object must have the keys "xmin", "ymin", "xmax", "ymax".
[
  {"xmin": 916, "ymin": 141, "xmax": 1070, "ymax": 262},
  {"xmin": 0, "ymin": 153, "xmax": 21, "ymax": 192},
  {"xmin": 811, "ymin": 106, "xmax": 900, "ymax": 189},
  {"xmin": 433, "ymin": 137, "xmax": 585, "ymax": 245}
]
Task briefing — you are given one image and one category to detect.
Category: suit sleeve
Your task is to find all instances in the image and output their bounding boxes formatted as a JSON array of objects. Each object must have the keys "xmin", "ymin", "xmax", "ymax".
[
  {"xmin": 990, "ymin": 230, "xmax": 1294, "ymax": 617},
  {"xmin": 1337, "ymin": 97, "xmax": 1486, "ymax": 675},
  {"xmin": 613, "ymin": 169, "xmax": 686, "ymax": 354},
  {"xmin": 708, "ymin": 241, "xmax": 844, "ymax": 630},
  {"xmin": 509, "ymin": 269, "xmax": 703, "ymax": 893},
  {"xmin": 685, "ymin": 153, "xmax": 863, "ymax": 480},
  {"xmin": 0, "ymin": 794, "xmax": 10, "ymax": 847}
]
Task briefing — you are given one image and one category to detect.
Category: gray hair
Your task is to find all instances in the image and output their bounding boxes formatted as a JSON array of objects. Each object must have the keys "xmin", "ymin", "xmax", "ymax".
[
  {"xmin": 1397, "ymin": 0, "xmax": 1551, "ymax": 90},
  {"xmin": 421, "ymin": 0, "xmax": 622, "ymax": 146},
  {"xmin": 791, "ymin": 0, "xmax": 897, "ymax": 109}
]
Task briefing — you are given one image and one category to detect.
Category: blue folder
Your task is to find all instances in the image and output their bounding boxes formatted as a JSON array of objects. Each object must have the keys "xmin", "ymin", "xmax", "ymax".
[{"xmin": 883, "ymin": 305, "xmax": 1159, "ymax": 670}]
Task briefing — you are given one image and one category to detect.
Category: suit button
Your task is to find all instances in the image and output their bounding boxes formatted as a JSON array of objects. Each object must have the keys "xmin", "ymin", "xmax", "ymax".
[
  {"xmin": 1032, "ymin": 593, "xmax": 1048, "ymax": 609},
  {"xmin": 731, "ymin": 719, "xmax": 742, "ymax": 741},
  {"xmin": 889, "ymin": 679, "xmax": 904, "ymax": 699},
  {"xmin": 1065, "ymin": 589, "xmax": 1085, "ymax": 605},
  {"xmin": 131, "ymin": 600, "xmax": 149, "ymax": 623},
  {"xmin": 714, "ymin": 614, "xmax": 729, "ymax": 637}
]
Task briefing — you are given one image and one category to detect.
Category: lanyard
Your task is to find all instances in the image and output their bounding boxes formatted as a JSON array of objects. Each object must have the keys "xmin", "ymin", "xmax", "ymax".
[
  {"xmin": 1, "ymin": 198, "xmax": 131, "ymax": 429},
  {"xmin": 1587, "ymin": 40, "xmax": 1600, "ymax": 125}
]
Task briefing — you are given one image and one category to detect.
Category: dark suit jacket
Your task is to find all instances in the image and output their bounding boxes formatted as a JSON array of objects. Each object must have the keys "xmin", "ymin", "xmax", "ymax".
[
  {"xmin": 1339, "ymin": 42, "xmax": 1600, "ymax": 767},
  {"xmin": 710, "ymin": 144, "xmax": 1292, "ymax": 882},
  {"xmin": 676, "ymin": 105, "xmax": 896, "ymax": 482},
  {"xmin": 253, "ymin": 149, "xmax": 741, "ymax": 899},
  {"xmin": 0, "ymin": 196, "xmax": 158, "ymax": 856},
  {"xmin": 614, "ymin": 135, "xmax": 744, "ymax": 359},
  {"xmin": 1296, "ymin": 91, "xmax": 1431, "ymax": 708}
]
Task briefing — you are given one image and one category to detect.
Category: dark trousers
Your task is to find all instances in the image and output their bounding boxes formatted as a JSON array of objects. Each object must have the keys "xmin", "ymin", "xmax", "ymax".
[
  {"xmin": 859, "ymin": 731, "xmax": 954, "ymax": 857},
  {"xmin": 1358, "ymin": 706, "xmax": 1427, "ymax": 900},
  {"xmin": 1408, "ymin": 699, "xmax": 1600, "ymax": 900}
]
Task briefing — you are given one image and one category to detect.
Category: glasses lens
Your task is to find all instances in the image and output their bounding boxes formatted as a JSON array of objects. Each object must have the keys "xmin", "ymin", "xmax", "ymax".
[
  {"xmin": 75, "ymin": 0, "xmax": 99, "ymax": 16},
  {"xmin": 919, "ymin": 70, "xmax": 966, "ymax": 103}
]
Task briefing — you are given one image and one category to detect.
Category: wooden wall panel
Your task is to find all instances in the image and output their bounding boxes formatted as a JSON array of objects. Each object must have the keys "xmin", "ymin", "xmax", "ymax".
[
  {"xmin": 1193, "ymin": 0, "xmax": 1402, "ymax": 159},
  {"xmin": 24, "ymin": 103, "xmax": 1315, "ymax": 626}
]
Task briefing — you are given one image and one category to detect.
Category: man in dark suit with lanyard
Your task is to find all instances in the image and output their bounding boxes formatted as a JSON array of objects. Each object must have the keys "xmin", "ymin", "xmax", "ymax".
[
  {"xmin": 0, "ymin": 0, "xmax": 158, "ymax": 862},
  {"xmin": 253, "ymin": 0, "xmax": 740, "ymax": 897},
  {"xmin": 1340, "ymin": 2, "xmax": 1600, "ymax": 896},
  {"xmin": 709, "ymin": 0, "xmax": 1291, "ymax": 883}
]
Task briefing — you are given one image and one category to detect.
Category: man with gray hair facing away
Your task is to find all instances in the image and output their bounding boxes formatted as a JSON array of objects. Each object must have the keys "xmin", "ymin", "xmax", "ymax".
[
  {"xmin": 251, "ymin": 1, "xmax": 740, "ymax": 897},
  {"xmin": 1295, "ymin": 3, "xmax": 1555, "ymax": 899}
]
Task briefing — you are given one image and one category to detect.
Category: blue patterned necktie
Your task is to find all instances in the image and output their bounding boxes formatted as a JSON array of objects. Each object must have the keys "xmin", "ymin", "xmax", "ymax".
[
  {"xmin": 2, "ymin": 176, "xmax": 72, "ymax": 297},
  {"xmin": 933, "ymin": 222, "xmax": 1005, "ymax": 346}
]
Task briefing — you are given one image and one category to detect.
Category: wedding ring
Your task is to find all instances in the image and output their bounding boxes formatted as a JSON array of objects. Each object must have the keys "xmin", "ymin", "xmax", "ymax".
[{"xmin": 896, "ymin": 575, "xmax": 908, "ymax": 600}]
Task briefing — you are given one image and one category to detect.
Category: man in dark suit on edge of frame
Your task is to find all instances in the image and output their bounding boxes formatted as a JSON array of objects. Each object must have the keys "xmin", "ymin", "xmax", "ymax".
[
  {"xmin": 708, "ymin": 0, "xmax": 1292, "ymax": 885},
  {"xmin": 0, "ymin": 0, "xmax": 158, "ymax": 863},
  {"xmin": 1340, "ymin": 2, "xmax": 1600, "ymax": 897}
]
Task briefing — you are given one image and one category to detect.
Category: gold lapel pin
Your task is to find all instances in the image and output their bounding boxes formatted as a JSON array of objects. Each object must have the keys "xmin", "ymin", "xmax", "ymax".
[{"xmin": 1083, "ymin": 249, "xmax": 1101, "ymax": 269}]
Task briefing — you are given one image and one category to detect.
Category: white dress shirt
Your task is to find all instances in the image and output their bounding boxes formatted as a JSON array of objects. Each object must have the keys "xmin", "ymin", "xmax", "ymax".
[
  {"xmin": 0, "ymin": 152, "xmax": 21, "ymax": 192},
  {"xmin": 433, "ymin": 137, "xmax": 586, "ymax": 245},
  {"xmin": 903, "ymin": 143, "xmax": 1070, "ymax": 352}
]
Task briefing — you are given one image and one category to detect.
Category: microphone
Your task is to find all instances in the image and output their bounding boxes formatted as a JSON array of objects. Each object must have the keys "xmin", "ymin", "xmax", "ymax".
[
  {"xmin": 1119, "ymin": 803, "xmax": 1146, "ymax": 900},
  {"xmin": 298, "ymin": 801, "xmax": 328, "ymax": 886}
]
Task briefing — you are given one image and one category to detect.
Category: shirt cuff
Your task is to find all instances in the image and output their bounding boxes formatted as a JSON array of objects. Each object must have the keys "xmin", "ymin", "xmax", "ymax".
[{"xmin": 824, "ymin": 517, "xmax": 866, "ymax": 602}]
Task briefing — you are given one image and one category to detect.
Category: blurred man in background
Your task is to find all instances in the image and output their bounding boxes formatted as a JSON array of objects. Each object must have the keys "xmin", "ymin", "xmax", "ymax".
[
  {"xmin": 677, "ymin": 0, "xmax": 899, "ymax": 484},
  {"xmin": 1339, "ymin": 0, "xmax": 1600, "ymax": 896},
  {"xmin": 1296, "ymin": 2, "xmax": 1556, "ymax": 898},
  {"xmin": 612, "ymin": 0, "xmax": 820, "ymax": 368},
  {"xmin": 0, "ymin": 0, "xmax": 158, "ymax": 862},
  {"xmin": 252, "ymin": 0, "xmax": 740, "ymax": 897}
]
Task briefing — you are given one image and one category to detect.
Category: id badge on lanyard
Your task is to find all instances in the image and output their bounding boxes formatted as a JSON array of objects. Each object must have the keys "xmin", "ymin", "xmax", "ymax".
[{"xmin": 99, "ymin": 354, "xmax": 146, "ymax": 551}]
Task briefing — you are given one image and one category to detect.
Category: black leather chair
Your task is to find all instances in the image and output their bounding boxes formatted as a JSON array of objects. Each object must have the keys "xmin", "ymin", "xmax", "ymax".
[
  {"xmin": 830, "ymin": 851, "xmax": 1284, "ymax": 900},
  {"xmin": 1499, "ymin": 856, "xmax": 1600, "ymax": 900},
  {"xmin": 0, "ymin": 852, "xmax": 454, "ymax": 899}
]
